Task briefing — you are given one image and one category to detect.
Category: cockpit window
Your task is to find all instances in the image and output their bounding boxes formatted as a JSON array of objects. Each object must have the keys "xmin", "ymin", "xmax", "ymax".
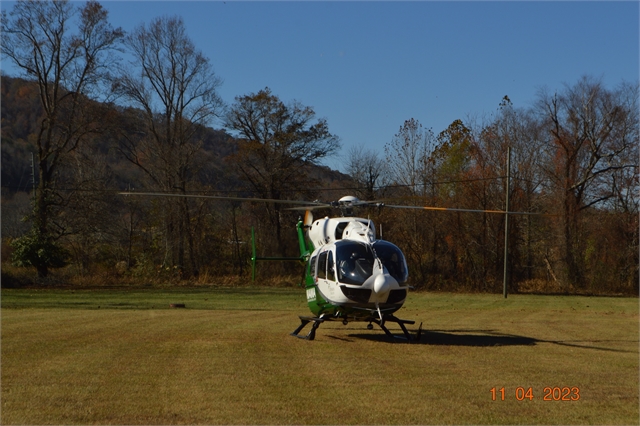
[
  {"xmin": 335, "ymin": 241, "xmax": 374, "ymax": 285},
  {"xmin": 373, "ymin": 241, "xmax": 409, "ymax": 283}
]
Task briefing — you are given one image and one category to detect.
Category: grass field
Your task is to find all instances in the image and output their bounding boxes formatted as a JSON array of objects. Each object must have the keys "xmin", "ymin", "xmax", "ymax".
[{"xmin": 2, "ymin": 287, "xmax": 638, "ymax": 424}]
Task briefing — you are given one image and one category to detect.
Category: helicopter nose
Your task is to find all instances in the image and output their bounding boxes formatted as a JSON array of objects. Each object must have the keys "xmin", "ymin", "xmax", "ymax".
[{"xmin": 373, "ymin": 273, "xmax": 391, "ymax": 300}]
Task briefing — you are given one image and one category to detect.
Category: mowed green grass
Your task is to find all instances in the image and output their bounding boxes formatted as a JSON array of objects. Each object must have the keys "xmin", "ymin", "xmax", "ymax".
[{"xmin": 2, "ymin": 287, "xmax": 638, "ymax": 425}]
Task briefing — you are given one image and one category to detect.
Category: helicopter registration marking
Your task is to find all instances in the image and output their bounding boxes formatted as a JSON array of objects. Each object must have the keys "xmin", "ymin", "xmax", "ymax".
[{"xmin": 306, "ymin": 288, "xmax": 316, "ymax": 302}]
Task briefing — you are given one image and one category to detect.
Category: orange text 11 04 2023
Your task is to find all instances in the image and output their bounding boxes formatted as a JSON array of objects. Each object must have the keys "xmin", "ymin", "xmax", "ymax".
[{"xmin": 490, "ymin": 387, "xmax": 581, "ymax": 401}]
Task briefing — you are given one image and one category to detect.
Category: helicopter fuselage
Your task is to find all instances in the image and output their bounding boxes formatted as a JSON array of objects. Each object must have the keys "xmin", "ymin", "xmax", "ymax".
[{"xmin": 300, "ymin": 216, "xmax": 409, "ymax": 321}]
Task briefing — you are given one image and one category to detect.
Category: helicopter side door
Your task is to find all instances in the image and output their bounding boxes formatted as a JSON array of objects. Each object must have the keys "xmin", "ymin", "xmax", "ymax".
[
  {"xmin": 316, "ymin": 249, "xmax": 338, "ymax": 301},
  {"xmin": 305, "ymin": 249, "xmax": 338, "ymax": 315},
  {"xmin": 306, "ymin": 254, "xmax": 318, "ymax": 303}
]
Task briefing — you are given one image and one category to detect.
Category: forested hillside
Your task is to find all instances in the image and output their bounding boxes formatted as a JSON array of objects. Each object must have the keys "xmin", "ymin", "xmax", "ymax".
[
  {"xmin": 1, "ymin": 75, "xmax": 351, "ymax": 282},
  {"xmin": 1, "ymin": 0, "xmax": 637, "ymax": 294},
  {"xmin": 3, "ymin": 74, "xmax": 638, "ymax": 294},
  {"xmin": 1, "ymin": 77, "xmax": 231, "ymax": 192}
]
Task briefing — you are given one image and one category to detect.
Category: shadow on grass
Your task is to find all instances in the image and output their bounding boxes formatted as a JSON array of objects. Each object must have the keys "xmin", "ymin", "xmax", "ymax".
[
  {"xmin": 345, "ymin": 328, "xmax": 638, "ymax": 353},
  {"xmin": 423, "ymin": 329, "xmax": 537, "ymax": 346},
  {"xmin": 347, "ymin": 329, "xmax": 536, "ymax": 346}
]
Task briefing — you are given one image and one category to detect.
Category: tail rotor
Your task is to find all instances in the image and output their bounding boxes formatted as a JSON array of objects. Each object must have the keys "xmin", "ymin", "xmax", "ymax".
[{"xmin": 303, "ymin": 209, "xmax": 314, "ymax": 228}]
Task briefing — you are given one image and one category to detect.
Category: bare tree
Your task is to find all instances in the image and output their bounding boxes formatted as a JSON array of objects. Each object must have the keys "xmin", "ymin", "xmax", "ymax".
[
  {"xmin": 225, "ymin": 87, "xmax": 340, "ymax": 255},
  {"xmin": 343, "ymin": 145, "xmax": 388, "ymax": 201},
  {"xmin": 383, "ymin": 118, "xmax": 441, "ymax": 287},
  {"xmin": 384, "ymin": 118, "xmax": 436, "ymax": 198},
  {"xmin": 536, "ymin": 76, "xmax": 639, "ymax": 287},
  {"xmin": 114, "ymin": 15, "xmax": 224, "ymax": 278},
  {"xmin": 2, "ymin": 0, "xmax": 123, "ymax": 277}
]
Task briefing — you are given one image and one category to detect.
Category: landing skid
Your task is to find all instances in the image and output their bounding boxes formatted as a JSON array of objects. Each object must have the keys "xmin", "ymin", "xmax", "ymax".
[
  {"xmin": 291, "ymin": 314, "xmax": 423, "ymax": 343},
  {"xmin": 371, "ymin": 314, "xmax": 423, "ymax": 343},
  {"xmin": 291, "ymin": 316, "xmax": 325, "ymax": 341}
]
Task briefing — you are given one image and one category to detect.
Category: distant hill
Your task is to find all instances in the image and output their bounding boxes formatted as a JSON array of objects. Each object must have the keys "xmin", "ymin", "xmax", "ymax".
[{"xmin": 1, "ymin": 75, "xmax": 352, "ymax": 197}]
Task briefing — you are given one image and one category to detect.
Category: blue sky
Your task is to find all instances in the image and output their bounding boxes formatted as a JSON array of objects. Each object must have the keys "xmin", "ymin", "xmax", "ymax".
[{"xmin": 3, "ymin": 1, "xmax": 638, "ymax": 172}]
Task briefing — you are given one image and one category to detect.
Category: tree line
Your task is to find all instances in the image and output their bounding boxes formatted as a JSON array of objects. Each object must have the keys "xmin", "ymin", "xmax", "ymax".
[
  {"xmin": 2, "ymin": 0, "xmax": 638, "ymax": 294},
  {"xmin": 348, "ymin": 88, "xmax": 638, "ymax": 294}
]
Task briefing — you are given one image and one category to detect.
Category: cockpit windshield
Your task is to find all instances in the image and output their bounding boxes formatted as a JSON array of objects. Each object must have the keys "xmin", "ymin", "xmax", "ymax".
[
  {"xmin": 335, "ymin": 240, "xmax": 374, "ymax": 285},
  {"xmin": 373, "ymin": 241, "xmax": 409, "ymax": 284},
  {"xmin": 333, "ymin": 240, "xmax": 409, "ymax": 285}
]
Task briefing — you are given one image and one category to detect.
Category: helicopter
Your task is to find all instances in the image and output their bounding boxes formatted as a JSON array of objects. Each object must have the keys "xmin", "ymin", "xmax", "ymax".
[
  {"xmin": 271, "ymin": 195, "xmax": 418, "ymax": 342},
  {"xmin": 120, "ymin": 192, "xmax": 540, "ymax": 342}
]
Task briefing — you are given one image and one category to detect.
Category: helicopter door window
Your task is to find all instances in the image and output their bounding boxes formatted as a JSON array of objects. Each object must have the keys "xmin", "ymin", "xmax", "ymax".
[
  {"xmin": 317, "ymin": 251, "xmax": 327, "ymax": 280},
  {"xmin": 335, "ymin": 241, "xmax": 374, "ymax": 285},
  {"xmin": 327, "ymin": 251, "xmax": 335, "ymax": 281}
]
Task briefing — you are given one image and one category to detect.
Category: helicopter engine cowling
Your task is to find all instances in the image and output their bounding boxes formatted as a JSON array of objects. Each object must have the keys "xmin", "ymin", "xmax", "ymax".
[{"xmin": 308, "ymin": 217, "xmax": 375, "ymax": 248}]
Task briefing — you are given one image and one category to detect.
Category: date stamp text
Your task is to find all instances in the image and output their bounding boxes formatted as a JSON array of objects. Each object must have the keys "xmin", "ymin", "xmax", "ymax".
[{"xmin": 490, "ymin": 387, "xmax": 580, "ymax": 401}]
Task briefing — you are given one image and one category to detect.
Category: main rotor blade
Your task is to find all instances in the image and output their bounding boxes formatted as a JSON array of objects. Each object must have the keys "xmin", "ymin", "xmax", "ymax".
[
  {"xmin": 285, "ymin": 198, "xmax": 384, "ymax": 211},
  {"xmin": 285, "ymin": 205, "xmax": 332, "ymax": 211},
  {"xmin": 383, "ymin": 204, "xmax": 545, "ymax": 215},
  {"xmin": 118, "ymin": 192, "xmax": 326, "ymax": 207}
]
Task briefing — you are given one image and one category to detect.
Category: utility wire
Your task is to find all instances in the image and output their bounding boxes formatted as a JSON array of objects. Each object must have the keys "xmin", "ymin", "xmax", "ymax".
[{"xmin": 2, "ymin": 174, "xmax": 546, "ymax": 195}]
